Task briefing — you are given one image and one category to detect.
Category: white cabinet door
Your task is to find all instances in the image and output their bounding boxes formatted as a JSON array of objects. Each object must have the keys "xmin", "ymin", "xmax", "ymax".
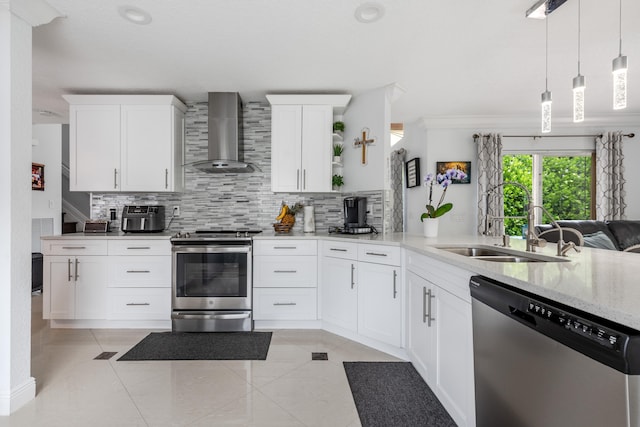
[
  {"xmin": 357, "ymin": 262, "xmax": 402, "ymax": 347},
  {"xmin": 270, "ymin": 104, "xmax": 332, "ymax": 193},
  {"xmin": 74, "ymin": 256, "xmax": 108, "ymax": 319},
  {"xmin": 300, "ymin": 105, "xmax": 332, "ymax": 192},
  {"xmin": 120, "ymin": 105, "xmax": 173, "ymax": 192},
  {"xmin": 407, "ymin": 270, "xmax": 434, "ymax": 381},
  {"xmin": 69, "ymin": 105, "xmax": 121, "ymax": 191},
  {"xmin": 321, "ymin": 256, "xmax": 357, "ymax": 332},
  {"xmin": 46, "ymin": 256, "xmax": 107, "ymax": 320},
  {"xmin": 433, "ymin": 284, "xmax": 475, "ymax": 427},
  {"xmin": 47, "ymin": 257, "xmax": 76, "ymax": 319},
  {"xmin": 271, "ymin": 105, "xmax": 303, "ymax": 192}
]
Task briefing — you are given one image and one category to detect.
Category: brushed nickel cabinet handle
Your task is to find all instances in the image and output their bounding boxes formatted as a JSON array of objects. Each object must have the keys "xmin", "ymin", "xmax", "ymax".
[
  {"xmin": 165, "ymin": 168, "xmax": 169, "ymax": 189},
  {"xmin": 74, "ymin": 258, "xmax": 79, "ymax": 280},
  {"xmin": 366, "ymin": 252, "xmax": 388, "ymax": 257},
  {"xmin": 351, "ymin": 264, "xmax": 355, "ymax": 289},
  {"xmin": 273, "ymin": 302, "xmax": 297, "ymax": 306},
  {"xmin": 68, "ymin": 259, "xmax": 73, "ymax": 282},
  {"xmin": 303, "ymin": 169, "xmax": 306, "ymax": 190},
  {"xmin": 126, "ymin": 303, "xmax": 150, "ymax": 306},
  {"xmin": 126, "ymin": 270, "xmax": 150, "ymax": 273},
  {"xmin": 393, "ymin": 270, "xmax": 397, "ymax": 299},
  {"xmin": 274, "ymin": 270, "xmax": 297, "ymax": 273},
  {"xmin": 62, "ymin": 246, "xmax": 86, "ymax": 250},
  {"xmin": 330, "ymin": 248, "xmax": 347, "ymax": 252},
  {"xmin": 114, "ymin": 169, "xmax": 118, "ymax": 189},
  {"xmin": 126, "ymin": 246, "xmax": 151, "ymax": 250},
  {"xmin": 296, "ymin": 169, "xmax": 300, "ymax": 190},
  {"xmin": 426, "ymin": 288, "xmax": 435, "ymax": 327},
  {"xmin": 274, "ymin": 246, "xmax": 297, "ymax": 250}
]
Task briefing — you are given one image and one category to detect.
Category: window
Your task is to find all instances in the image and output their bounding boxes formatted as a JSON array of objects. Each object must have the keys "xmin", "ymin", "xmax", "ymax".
[{"xmin": 502, "ymin": 152, "xmax": 594, "ymax": 236}]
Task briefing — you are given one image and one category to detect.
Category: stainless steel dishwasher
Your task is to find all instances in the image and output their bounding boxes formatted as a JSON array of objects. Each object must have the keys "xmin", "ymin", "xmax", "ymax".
[{"xmin": 470, "ymin": 275, "xmax": 640, "ymax": 427}]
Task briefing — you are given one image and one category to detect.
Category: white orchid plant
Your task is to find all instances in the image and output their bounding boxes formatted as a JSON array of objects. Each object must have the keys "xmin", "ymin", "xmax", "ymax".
[{"xmin": 420, "ymin": 168, "xmax": 468, "ymax": 220}]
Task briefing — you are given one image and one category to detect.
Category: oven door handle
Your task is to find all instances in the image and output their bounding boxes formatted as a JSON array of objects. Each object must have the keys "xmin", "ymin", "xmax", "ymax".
[{"xmin": 172, "ymin": 312, "xmax": 251, "ymax": 320}]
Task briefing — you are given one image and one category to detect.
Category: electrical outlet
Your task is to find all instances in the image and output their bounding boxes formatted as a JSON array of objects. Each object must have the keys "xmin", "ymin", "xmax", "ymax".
[
  {"xmin": 367, "ymin": 204, "xmax": 373, "ymax": 214},
  {"xmin": 173, "ymin": 206, "xmax": 180, "ymax": 216}
]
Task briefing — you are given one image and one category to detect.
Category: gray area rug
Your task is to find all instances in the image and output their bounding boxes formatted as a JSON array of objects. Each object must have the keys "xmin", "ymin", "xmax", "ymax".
[
  {"xmin": 343, "ymin": 362, "xmax": 457, "ymax": 427},
  {"xmin": 117, "ymin": 331, "xmax": 272, "ymax": 361}
]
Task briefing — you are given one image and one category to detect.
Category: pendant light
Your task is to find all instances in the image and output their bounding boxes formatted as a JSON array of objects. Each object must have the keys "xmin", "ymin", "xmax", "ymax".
[
  {"xmin": 541, "ymin": 17, "xmax": 552, "ymax": 133},
  {"xmin": 572, "ymin": 0, "xmax": 585, "ymax": 122},
  {"xmin": 612, "ymin": 0, "xmax": 627, "ymax": 110}
]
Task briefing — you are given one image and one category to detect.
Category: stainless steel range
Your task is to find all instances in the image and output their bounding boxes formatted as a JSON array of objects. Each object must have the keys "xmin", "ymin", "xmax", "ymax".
[{"xmin": 170, "ymin": 229, "xmax": 262, "ymax": 332}]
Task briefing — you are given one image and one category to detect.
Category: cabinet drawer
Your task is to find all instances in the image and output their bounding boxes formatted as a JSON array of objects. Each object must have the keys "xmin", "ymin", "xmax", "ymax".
[
  {"xmin": 253, "ymin": 256, "xmax": 317, "ymax": 287},
  {"xmin": 42, "ymin": 239, "xmax": 108, "ymax": 256},
  {"xmin": 322, "ymin": 240, "xmax": 358, "ymax": 260},
  {"xmin": 108, "ymin": 239, "xmax": 170, "ymax": 256},
  {"xmin": 107, "ymin": 287, "xmax": 171, "ymax": 320},
  {"xmin": 358, "ymin": 244, "xmax": 401, "ymax": 266},
  {"xmin": 108, "ymin": 256, "xmax": 171, "ymax": 287},
  {"xmin": 253, "ymin": 240, "xmax": 317, "ymax": 256},
  {"xmin": 254, "ymin": 288, "xmax": 317, "ymax": 320}
]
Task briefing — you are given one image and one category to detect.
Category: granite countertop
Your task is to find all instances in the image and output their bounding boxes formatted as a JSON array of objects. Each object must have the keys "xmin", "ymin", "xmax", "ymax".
[
  {"xmin": 42, "ymin": 230, "xmax": 640, "ymax": 329},
  {"xmin": 41, "ymin": 231, "xmax": 174, "ymax": 239},
  {"xmin": 257, "ymin": 231, "xmax": 640, "ymax": 331}
]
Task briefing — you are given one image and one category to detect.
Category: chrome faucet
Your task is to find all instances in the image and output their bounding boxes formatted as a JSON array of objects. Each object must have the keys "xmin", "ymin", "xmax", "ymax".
[
  {"xmin": 484, "ymin": 182, "xmax": 536, "ymax": 251},
  {"xmin": 530, "ymin": 205, "xmax": 580, "ymax": 257}
]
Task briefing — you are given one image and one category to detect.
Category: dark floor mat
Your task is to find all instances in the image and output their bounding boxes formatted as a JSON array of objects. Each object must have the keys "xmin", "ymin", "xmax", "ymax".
[
  {"xmin": 343, "ymin": 362, "xmax": 457, "ymax": 427},
  {"xmin": 117, "ymin": 331, "xmax": 271, "ymax": 361}
]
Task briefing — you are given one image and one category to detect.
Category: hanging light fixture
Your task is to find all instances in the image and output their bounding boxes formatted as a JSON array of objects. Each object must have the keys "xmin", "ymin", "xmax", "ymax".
[
  {"xmin": 612, "ymin": 0, "xmax": 627, "ymax": 110},
  {"xmin": 572, "ymin": 0, "xmax": 585, "ymax": 122},
  {"xmin": 541, "ymin": 17, "xmax": 552, "ymax": 133}
]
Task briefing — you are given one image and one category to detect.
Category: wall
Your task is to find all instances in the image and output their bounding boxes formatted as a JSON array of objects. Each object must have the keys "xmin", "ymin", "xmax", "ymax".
[
  {"xmin": 90, "ymin": 102, "xmax": 384, "ymax": 233},
  {"xmin": 0, "ymin": 4, "xmax": 36, "ymax": 415},
  {"xmin": 342, "ymin": 86, "xmax": 390, "ymax": 192},
  {"xmin": 32, "ymin": 124, "xmax": 62, "ymax": 249},
  {"xmin": 398, "ymin": 118, "xmax": 640, "ymax": 237}
]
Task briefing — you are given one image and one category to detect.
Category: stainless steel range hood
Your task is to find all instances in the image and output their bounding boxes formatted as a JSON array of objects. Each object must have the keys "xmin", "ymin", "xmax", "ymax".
[{"xmin": 190, "ymin": 92, "xmax": 256, "ymax": 173}]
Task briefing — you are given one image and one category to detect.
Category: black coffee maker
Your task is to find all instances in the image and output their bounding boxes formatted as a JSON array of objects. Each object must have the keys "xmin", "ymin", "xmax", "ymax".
[{"xmin": 343, "ymin": 197, "xmax": 371, "ymax": 233}]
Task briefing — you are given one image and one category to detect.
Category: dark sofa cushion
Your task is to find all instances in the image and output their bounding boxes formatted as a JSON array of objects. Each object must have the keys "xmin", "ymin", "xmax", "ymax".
[
  {"xmin": 606, "ymin": 220, "xmax": 640, "ymax": 251},
  {"xmin": 583, "ymin": 231, "xmax": 618, "ymax": 250},
  {"xmin": 535, "ymin": 220, "xmax": 619, "ymax": 248}
]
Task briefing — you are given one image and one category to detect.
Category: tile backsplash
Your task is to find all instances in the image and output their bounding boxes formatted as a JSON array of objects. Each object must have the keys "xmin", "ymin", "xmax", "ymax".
[{"xmin": 91, "ymin": 101, "xmax": 384, "ymax": 233}]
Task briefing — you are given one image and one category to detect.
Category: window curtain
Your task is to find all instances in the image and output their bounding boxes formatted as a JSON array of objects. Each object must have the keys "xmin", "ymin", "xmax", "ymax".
[
  {"xmin": 595, "ymin": 132, "xmax": 626, "ymax": 220},
  {"xmin": 389, "ymin": 148, "xmax": 406, "ymax": 232},
  {"xmin": 475, "ymin": 133, "xmax": 503, "ymax": 236}
]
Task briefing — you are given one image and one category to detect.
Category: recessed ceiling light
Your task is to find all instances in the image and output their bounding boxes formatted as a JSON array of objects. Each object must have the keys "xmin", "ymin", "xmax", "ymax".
[
  {"xmin": 354, "ymin": 2, "xmax": 385, "ymax": 24},
  {"xmin": 118, "ymin": 5, "xmax": 152, "ymax": 25}
]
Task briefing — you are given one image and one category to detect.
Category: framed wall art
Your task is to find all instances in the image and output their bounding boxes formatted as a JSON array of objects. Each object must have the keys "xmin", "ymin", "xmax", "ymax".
[
  {"xmin": 32, "ymin": 163, "xmax": 45, "ymax": 191},
  {"xmin": 436, "ymin": 161, "xmax": 471, "ymax": 184},
  {"xmin": 405, "ymin": 157, "xmax": 420, "ymax": 188}
]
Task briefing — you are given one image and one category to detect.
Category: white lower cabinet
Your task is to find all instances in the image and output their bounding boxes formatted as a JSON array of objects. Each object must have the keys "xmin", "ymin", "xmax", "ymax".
[
  {"xmin": 107, "ymin": 240, "xmax": 171, "ymax": 322},
  {"xmin": 253, "ymin": 239, "xmax": 318, "ymax": 321},
  {"xmin": 357, "ymin": 257, "xmax": 402, "ymax": 347},
  {"xmin": 406, "ymin": 250, "xmax": 475, "ymax": 427},
  {"xmin": 46, "ymin": 255, "xmax": 108, "ymax": 320},
  {"xmin": 321, "ymin": 247, "xmax": 358, "ymax": 332},
  {"xmin": 320, "ymin": 241, "xmax": 402, "ymax": 348},
  {"xmin": 42, "ymin": 237, "xmax": 171, "ymax": 327}
]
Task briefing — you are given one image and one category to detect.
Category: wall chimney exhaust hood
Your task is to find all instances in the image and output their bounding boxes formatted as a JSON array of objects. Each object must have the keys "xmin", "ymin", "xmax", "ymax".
[{"xmin": 189, "ymin": 92, "xmax": 257, "ymax": 173}]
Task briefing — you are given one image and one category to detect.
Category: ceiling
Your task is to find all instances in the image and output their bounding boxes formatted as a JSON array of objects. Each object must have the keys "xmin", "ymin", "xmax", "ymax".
[{"xmin": 32, "ymin": 0, "xmax": 640, "ymax": 126}]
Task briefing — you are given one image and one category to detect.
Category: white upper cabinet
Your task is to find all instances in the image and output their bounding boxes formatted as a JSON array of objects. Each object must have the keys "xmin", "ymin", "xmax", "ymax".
[
  {"xmin": 267, "ymin": 94, "xmax": 351, "ymax": 193},
  {"xmin": 65, "ymin": 95, "xmax": 186, "ymax": 193}
]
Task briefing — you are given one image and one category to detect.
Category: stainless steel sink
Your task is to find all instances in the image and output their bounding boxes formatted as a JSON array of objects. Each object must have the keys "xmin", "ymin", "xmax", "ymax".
[{"xmin": 436, "ymin": 246, "xmax": 570, "ymax": 263}]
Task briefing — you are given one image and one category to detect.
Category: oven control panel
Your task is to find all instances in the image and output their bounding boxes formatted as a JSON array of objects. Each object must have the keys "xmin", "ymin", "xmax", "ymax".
[{"xmin": 527, "ymin": 301, "xmax": 622, "ymax": 351}]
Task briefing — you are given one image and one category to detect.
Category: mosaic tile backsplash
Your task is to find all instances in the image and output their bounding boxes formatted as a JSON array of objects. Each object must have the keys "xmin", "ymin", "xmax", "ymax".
[{"xmin": 91, "ymin": 101, "xmax": 384, "ymax": 233}]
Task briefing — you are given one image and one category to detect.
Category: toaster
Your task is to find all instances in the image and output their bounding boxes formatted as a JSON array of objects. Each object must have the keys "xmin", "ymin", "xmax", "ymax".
[{"xmin": 121, "ymin": 205, "xmax": 166, "ymax": 233}]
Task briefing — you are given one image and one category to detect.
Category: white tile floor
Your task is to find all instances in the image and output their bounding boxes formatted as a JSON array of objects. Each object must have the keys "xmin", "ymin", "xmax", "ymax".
[{"xmin": 0, "ymin": 295, "xmax": 400, "ymax": 427}]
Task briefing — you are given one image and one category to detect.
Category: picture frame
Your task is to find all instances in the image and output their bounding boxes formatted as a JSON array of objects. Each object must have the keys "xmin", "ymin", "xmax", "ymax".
[
  {"xmin": 405, "ymin": 157, "xmax": 420, "ymax": 188},
  {"xmin": 436, "ymin": 161, "xmax": 471, "ymax": 184},
  {"xmin": 32, "ymin": 163, "xmax": 45, "ymax": 191}
]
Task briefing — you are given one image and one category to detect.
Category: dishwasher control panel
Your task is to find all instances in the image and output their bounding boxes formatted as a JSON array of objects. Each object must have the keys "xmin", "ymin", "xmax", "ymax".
[{"xmin": 527, "ymin": 301, "xmax": 621, "ymax": 351}]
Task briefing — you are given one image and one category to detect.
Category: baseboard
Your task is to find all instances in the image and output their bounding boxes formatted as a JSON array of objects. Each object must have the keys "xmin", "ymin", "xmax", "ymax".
[{"xmin": 0, "ymin": 377, "xmax": 36, "ymax": 416}]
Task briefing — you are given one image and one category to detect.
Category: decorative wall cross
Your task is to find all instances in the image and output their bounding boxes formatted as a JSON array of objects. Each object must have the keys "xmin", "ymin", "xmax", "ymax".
[{"xmin": 354, "ymin": 128, "xmax": 375, "ymax": 165}]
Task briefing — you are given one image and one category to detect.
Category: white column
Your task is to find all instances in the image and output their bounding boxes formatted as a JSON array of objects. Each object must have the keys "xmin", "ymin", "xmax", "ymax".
[{"xmin": 0, "ymin": 0, "xmax": 61, "ymax": 414}]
